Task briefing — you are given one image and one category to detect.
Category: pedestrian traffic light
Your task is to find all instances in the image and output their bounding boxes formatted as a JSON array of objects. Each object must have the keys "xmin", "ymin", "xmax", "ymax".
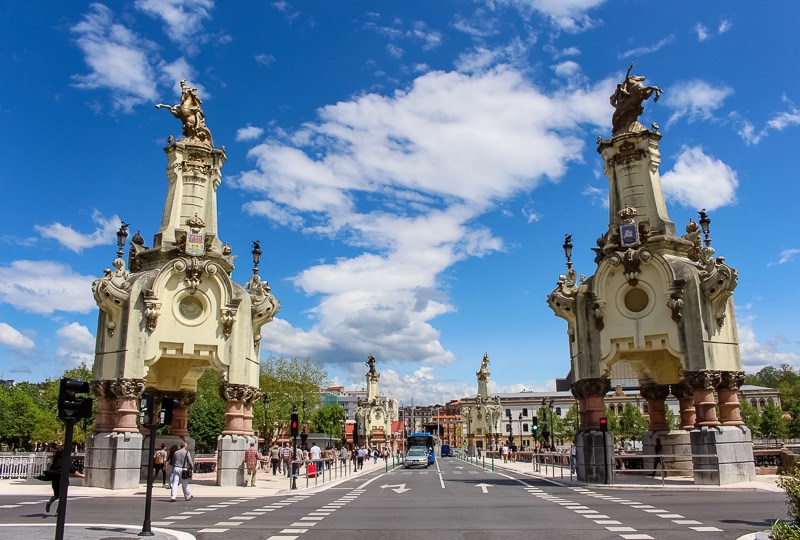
[
  {"xmin": 599, "ymin": 417, "xmax": 608, "ymax": 432},
  {"xmin": 532, "ymin": 417, "xmax": 538, "ymax": 431},
  {"xmin": 139, "ymin": 394, "xmax": 154, "ymax": 426},
  {"xmin": 57, "ymin": 378, "xmax": 93, "ymax": 424},
  {"xmin": 159, "ymin": 397, "xmax": 179, "ymax": 426},
  {"xmin": 290, "ymin": 413, "xmax": 299, "ymax": 437}
]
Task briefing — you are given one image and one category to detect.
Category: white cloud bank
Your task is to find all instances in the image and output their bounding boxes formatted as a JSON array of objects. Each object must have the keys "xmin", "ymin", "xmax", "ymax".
[
  {"xmin": 238, "ymin": 68, "xmax": 611, "ymax": 368},
  {"xmin": 0, "ymin": 261, "xmax": 97, "ymax": 315},
  {"xmin": 34, "ymin": 211, "xmax": 121, "ymax": 253},
  {"xmin": 0, "ymin": 323, "xmax": 35, "ymax": 351}
]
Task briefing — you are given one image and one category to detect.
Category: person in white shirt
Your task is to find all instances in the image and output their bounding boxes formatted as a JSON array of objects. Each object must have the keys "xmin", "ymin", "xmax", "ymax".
[{"xmin": 310, "ymin": 443, "xmax": 322, "ymax": 471}]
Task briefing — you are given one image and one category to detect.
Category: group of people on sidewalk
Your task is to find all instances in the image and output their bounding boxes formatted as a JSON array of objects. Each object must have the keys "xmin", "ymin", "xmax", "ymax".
[{"xmin": 152, "ymin": 441, "xmax": 194, "ymax": 502}]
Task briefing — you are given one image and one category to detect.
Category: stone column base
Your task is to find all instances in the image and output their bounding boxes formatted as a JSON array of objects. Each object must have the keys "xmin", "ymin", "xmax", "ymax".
[
  {"xmin": 642, "ymin": 431, "xmax": 693, "ymax": 477},
  {"xmin": 84, "ymin": 432, "xmax": 144, "ymax": 489},
  {"xmin": 216, "ymin": 434, "xmax": 256, "ymax": 486},
  {"xmin": 690, "ymin": 425, "xmax": 756, "ymax": 485},
  {"xmin": 575, "ymin": 430, "xmax": 614, "ymax": 484}
]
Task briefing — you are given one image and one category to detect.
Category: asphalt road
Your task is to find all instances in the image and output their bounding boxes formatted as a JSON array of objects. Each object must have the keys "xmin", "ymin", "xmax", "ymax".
[{"xmin": 0, "ymin": 458, "xmax": 787, "ymax": 540}]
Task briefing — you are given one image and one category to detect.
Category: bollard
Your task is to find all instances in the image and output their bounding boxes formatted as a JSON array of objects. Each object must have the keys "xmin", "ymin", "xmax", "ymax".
[{"xmin": 491, "ymin": 456, "xmax": 494, "ymax": 471}]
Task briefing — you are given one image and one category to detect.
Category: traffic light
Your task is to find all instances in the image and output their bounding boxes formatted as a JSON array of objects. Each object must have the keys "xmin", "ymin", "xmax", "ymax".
[
  {"xmin": 290, "ymin": 413, "xmax": 299, "ymax": 437},
  {"xmin": 57, "ymin": 378, "xmax": 93, "ymax": 424},
  {"xmin": 159, "ymin": 397, "xmax": 179, "ymax": 426},
  {"xmin": 599, "ymin": 417, "xmax": 608, "ymax": 432},
  {"xmin": 139, "ymin": 394, "xmax": 154, "ymax": 426},
  {"xmin": 532, "ymin": 417, "xmax": 538, "ymax": 432}
]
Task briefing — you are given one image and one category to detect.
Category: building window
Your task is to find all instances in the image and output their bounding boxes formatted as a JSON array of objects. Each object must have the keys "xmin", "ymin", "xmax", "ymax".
[
  {"xmin": 505, "ymin": 408, "xmax": 511, "ymax": 417},
  {"xmin": 555, "ymin": 407, "xmax": 561, "ymax": 416},
  {"xmin": 506, "ymin": 423, "xmax": 512, "ymax": 432},
  {"xmin": 523, "ymin": 424, "xmax": 529, "ymax": 432},
  {"xmin": 750, "ymin": 399, "xmax": 757, "ymax": 408},
  {"xmin": 643, "ymin": 403, "xmax": 649, "ymax": 414},
  {"xmin": 760, "ymin": 399, "xmax": 766, "ymax": 409},
  {"xmin": 522, "ymin": 408, "xmax": 528, "ymax": 416}
]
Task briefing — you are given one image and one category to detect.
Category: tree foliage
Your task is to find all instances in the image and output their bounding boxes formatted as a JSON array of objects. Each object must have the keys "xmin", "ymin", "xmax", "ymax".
[
  {"xmin": 256, "ymin": 355, "xmax": 329, "ymax": 446},
  {"xmin": 310, "ymin": 404, "xmax": 347, "ymax": 445},
  {"xmin": 187, "ymin": 369, "xmax": 226, "ymax": 453}
]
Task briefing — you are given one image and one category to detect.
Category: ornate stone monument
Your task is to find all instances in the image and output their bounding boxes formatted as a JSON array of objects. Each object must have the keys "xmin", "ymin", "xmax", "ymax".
[
  {"xmin": 86, "ymin": 81, "xmax": 280, "ymax": 488},
  {"xmin": 460, "ymin": 354, "xmax": 502, "ymax": 455},
  {"xmin": 354, "ymin": 356, "xmax": 396, "ymax": 450},
  {"xmin": 548, "ymin": 65, "xmax": 754, "ymax": 485}
]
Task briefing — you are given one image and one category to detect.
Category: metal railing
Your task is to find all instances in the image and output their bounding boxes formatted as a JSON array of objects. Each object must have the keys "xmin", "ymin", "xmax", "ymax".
[{"xmin": 0, "ymin": 452, "xmax": 53, "ymax": 479}]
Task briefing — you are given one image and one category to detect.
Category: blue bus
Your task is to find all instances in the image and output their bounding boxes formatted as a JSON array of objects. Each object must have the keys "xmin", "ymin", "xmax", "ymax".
[{"xmin": 407, "ymin": 432, "xmax": 435, "ymax": 464}]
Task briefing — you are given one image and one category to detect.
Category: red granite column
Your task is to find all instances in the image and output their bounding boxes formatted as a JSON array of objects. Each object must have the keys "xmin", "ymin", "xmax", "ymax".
[
  {"xmin": 110, "ymin": 378, "xmax": 145, "ymax": 433},
  {"xmin": 717, "ymin": 371, "xmax": 745, "ymax": 426},
  {"xmin": 220, "ymin": 383, "xmax": 259, "ymax": 435},
  {"xmin": 571, "ymin": 377, "xmax": 611, "ymax": 431},
  {"xmin": 671, "ymin": 382, "xmax": 696, "ymax": 430},
  {"xmin": 640, "ymin": 384, "xmax": 670, "ymax": 431},
  {"xmin": 90, "ymin": 380, "xmax": 117, "ymax": 433},
  {"xmin": 685, "ymin": 370, "xmax": 721, "ymax": 427}
]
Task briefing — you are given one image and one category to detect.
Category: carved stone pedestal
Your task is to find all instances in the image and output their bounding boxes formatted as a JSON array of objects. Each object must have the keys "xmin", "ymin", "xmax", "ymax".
[
  {"xmin": 84, "ymin": 432, "xmax": 144, "ymax": 489},
  {"xmin": 216, "ymin": 434, "xmax": 256, "ymax": 486},
  {"xmin": 575, "ymin": 430, "xmax": 614, "ymax": 484},
  {"xmin": 690, "ymin": 425, "xmax": 756, "ymax": 485}
]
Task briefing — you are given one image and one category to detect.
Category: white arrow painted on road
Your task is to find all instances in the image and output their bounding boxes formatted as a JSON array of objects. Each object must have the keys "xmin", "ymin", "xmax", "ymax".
[
  {"xmin": 380, "ymin": 483, "xmax": 411, "ymax": 493},
  {"xmin": 475, "ymin": 483, "xmax": 492, "ymax": 493}
]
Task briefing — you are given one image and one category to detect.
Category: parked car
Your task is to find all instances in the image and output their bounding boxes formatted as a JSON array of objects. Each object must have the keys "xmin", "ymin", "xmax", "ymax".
[{"xmin": 404, "ymin": 448, "xmax": 429, "ymax": 469}]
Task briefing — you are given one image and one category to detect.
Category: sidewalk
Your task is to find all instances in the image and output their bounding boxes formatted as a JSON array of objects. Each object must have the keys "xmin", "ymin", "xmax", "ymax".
[
  {"xmin": 0, "ymin": 458, "xmax": 387, "ymax": 540},
  {"xmin": 469, "ymin": 456, "xmax": 783, "ymax": 492}
]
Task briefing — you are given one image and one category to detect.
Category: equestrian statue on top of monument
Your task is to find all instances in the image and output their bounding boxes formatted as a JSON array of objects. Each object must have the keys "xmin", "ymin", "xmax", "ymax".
[
  {"xmin": 609, "ymin": 62, "xmax": 663, "ymax": 137},
  {"xmin": 156, "ymin": 80, "xmax": 214, "ymax": 146}
]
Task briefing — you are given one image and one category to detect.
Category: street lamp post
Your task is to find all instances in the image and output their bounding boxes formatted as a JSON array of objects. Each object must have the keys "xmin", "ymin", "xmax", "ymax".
[
  {"xmin": 506, "ymin": 409, "xmax": 513, "ymax": 445},
  {"xmin": 518, "ymin": 412, "xmax": 523, "ymax": 448},
  {"xmin": 548, "ymin": 398, "xmax": 555, "ymax": 449}
]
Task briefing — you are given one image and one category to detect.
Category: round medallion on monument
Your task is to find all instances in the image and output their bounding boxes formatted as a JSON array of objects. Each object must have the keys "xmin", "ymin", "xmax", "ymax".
[
  {"xmin": 617, "ymin": 283, "xmax": 655, "ymax": 319},
  {"xmin": 175, "ymin": 293, "xmax": 208, "ymax": 325}
]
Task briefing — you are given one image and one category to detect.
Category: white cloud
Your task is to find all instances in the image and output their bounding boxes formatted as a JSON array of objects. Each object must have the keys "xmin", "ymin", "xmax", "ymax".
[
  {"xmin": 737, "ymin": 104, "xmax": 800, "ymax": 145},
  {"xmin": 661, "ymin": 146, "xmax": 738, "ymax": 210},
  {"xmin": 386, "ymin": 44, "xmax": 404, "ymax": 59},
  {"xmin": 0, "ymin": 261, "xmax": 97, "ymax": 315},
  {"xmin": 56, "ymin": 323, "xmax": 95, "ymax": 369},
  {"xmin": 236, "ymin": 124, "xmax": 265, "ymax": 142},
  {"xmin": 494, "ymin": 0, "xmax": 606, "ymax": 32},
  {"xmin": 695, "ymin": 23, "xmax": 710, "ymax": 41},
  {"xmin": 738, "ymin": 320, "xmax": 800, "ymax": 374},
  {"xmin": 620, "ymin": 36, "xmax": 675, "ymax": 59},
  {"xmin": 552, "ymin": 60, "xmax": 581, "ymax": 78},
  {"xmin": 34, "ymin": 211, "xmax": 122, "ymax": 253},
  {"xmin": 233, "ymin": 68, "xmax": 610, "ymax": 368},
  {"xmin": 255, "ymin": 53, "xmax": 276, "ymax": 66},
  {"xmin": 719, "ymin": 20, "xmax": 732, "ymax": 34},
  {"xmin": 135, "ymin": 0, "xmax": 214, "ymax": 54},
  {"xmin": 582, "ymin": 184, "xmax": 608, "ymax": 208},
  {"xmin": 773, "ymin": 248, "xmax": 800, "ymax": 266},
  {"xmin": 663, "ymin": 80, "xmax": 733, "ymax": 126},
  {"xmin": 71, "ymin": 4, "xmax": 160, "ymax": 112},
  {"xmin": 0, "ymin": 323, "xmax": 35, "ymax": 351}
]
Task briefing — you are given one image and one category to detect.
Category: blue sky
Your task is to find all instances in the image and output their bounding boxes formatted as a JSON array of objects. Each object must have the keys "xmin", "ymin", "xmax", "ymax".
[{"xmin": 1, "ymin": 1, "xmax": 799, "ymax": 404}]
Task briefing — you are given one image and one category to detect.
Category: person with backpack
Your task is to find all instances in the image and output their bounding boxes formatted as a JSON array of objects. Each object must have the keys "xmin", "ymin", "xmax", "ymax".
[
  {"xmin": 154, "ymin": 443, "xmax": 168, "ymax": 488},
  {"xmin": 169, "ymin": 442, "xmax": 194, "ymax": 502}
]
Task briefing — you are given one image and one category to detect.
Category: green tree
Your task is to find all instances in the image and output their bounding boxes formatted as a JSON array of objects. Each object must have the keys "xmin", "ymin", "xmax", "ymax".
[
  {"xmin": 188, "ymin": 370, "xmax": 226, "ymax": 453},
  {"xmin": 603, "ymin": 406, "xmax": 621, "ymax": 439},
  {"xmin": 310, "ymin": 404, "xmax": 347, "ymax": 446},
  {"xmin": 739, "ymin": 398, "xmax": 761, "ymax": 436},
  {"xmin": 561, "ymin": 404, "xmax": 579, "ymax": 443},
  {"xmin": 258, "ymin": 355, "xmax": 329, "ymax": 444},
  {"xmin": 761, "ymin": 400, "xmax": 787, "ymax": 441},
  {"xmin": 665, "ymin": 407, "xmax": 680, "ymax": 431},
  {"xmin": 618, "ymin": 403, "xmax": 648, "ymax": 443}
]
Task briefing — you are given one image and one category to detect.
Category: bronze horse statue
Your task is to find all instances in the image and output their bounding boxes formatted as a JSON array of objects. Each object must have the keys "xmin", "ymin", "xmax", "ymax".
[
  {"xmin": 156, "ymin": 80, "xmax": 213, "ymax": 145},
  {"xmin": 610, "ymin": 63, "xmax": 663, "ymax": 137}
]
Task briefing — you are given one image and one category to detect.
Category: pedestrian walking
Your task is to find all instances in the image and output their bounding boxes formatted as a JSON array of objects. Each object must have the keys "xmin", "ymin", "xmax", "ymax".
[
  {"xmin": 357, "ymin": 447, "xmax": 365, "ymax": 469},
  {"xmin": 280, "ymin": 442, "xmax": 293, "ymax": 477},
  {"xmin": 310, "ymin": 442, "xmax": 322, "ymax": 472},
  {"xmin": 351, "ymin": 446, "xmax": 359, "ymax": 469},
  {"xmin": 169, "ymin": 442, "xmax": 194, "ymax": 502},
  {"xmin": 45, "ymin": 446, "xmax": 84, "ymax": 514},
  {"xmin": 243, "ymin": 441, "xmax": 261, "ymax": 486},
  {"xmin": 570, "ymin": 443, "xmax": 577, "ymax": 473},
  {"xmin": 651, "ymin": 437, "xmax": 663, "ymax": 477},
  {"xmin": 154, "ymin": 443, "xmax": 168, "ymax": 487},
  {"xmin": 270, "ymin": 445, "xmax": 280, "ymax": 475}
]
